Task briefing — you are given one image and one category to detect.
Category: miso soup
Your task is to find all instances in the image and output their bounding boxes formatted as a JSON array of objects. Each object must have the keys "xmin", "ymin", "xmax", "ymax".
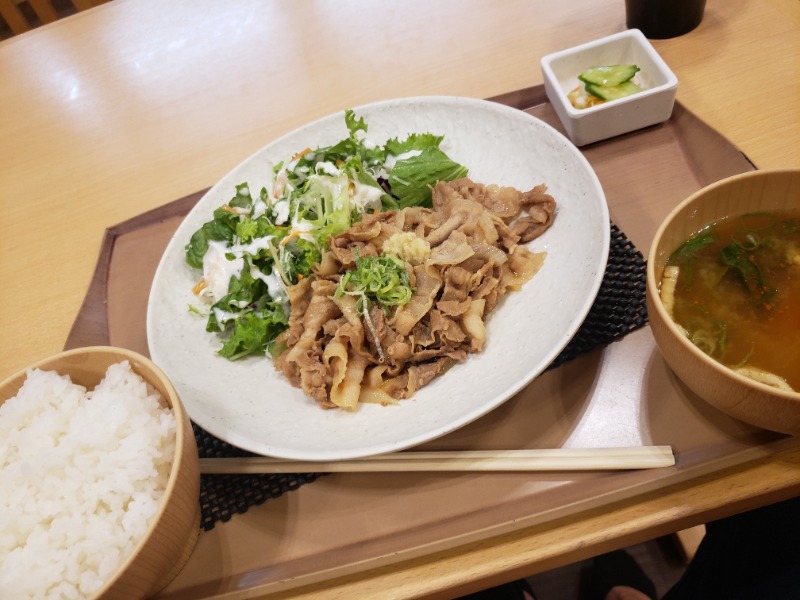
[{"xmin": 660, "ymin": 210, "xmax": 800, "ymax": 392}]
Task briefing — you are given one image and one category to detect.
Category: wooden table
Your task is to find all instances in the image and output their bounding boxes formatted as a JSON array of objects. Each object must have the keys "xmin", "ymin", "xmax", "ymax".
[{"xmin": 2, "ymin": 1, "xmax": 799, "ymax": 598}]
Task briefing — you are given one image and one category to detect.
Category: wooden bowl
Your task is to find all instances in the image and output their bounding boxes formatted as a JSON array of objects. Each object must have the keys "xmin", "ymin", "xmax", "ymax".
[
  {"xmin": 0, "ymin": 346, "xmax": 200, "ymax": 599},
  {"xmin": 646, "ymin": 168, "xmax": 800, "ymax": 435}
]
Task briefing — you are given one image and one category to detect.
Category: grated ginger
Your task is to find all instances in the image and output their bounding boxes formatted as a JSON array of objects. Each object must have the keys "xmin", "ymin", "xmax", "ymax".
[{"xmin": 383, "ymin": 231, "xmax": 431, "ymax": 265}]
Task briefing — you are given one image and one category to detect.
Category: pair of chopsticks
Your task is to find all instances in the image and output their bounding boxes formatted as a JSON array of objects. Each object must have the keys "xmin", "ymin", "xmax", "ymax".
[{"xmin": 198, "ymin": 446, "xmax": 674, "ymax": 474}]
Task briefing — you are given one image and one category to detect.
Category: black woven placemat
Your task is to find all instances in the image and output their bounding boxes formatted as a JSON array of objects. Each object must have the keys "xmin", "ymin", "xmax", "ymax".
[
  {"xmin": 193, "ymin": 221, "xmax": 648, "ymax": 531},
  {"xmin": 193, "ymin": 427, "xmax": 323, "ymax": 530},
  {"xmin": 547, "ymin": 221, "xmax": 648, "ymax": 370}
]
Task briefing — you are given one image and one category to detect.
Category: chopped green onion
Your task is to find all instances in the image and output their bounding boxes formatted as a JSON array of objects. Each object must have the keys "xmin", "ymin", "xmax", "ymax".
[{"xmin": 335, "ymin": 250, "xmax": 413, "ymax": 315}]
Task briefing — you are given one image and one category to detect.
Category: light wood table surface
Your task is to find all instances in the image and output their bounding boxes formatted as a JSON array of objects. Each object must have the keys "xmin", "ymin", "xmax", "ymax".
[{"xmin": 2, "ymin": 1, "xmax": 799, "ymax": 598}]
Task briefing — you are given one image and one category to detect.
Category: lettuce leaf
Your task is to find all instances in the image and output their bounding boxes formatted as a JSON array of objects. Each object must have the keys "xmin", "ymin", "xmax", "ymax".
[
  {"xmin": 217, "ymin": 308, "xmax": 288, "ymax": 360},
  {"xmin": 206, "ymin": 265, "xmax": 289, "ymax": 359},
  {"xmin": 288, "ymin": 109, "xmax": 386, "ymax": 193},
  {"xmin": 388, "ymin": 146, "xmax": 468, "ymax": 208},
  {"xmin": 385, "ymin": 132, "xmax": 444, "ymax": 156},
  {"xmin": 205, "ymin": 268, "xmax": 262, "ymax": 332},
  {"xmin": 184, "ymin": 207, "xmax": 239, "ymax": 269},
  {"xmin": 281, "ymin": 238, "xmax": 321, "ymax": 282}
]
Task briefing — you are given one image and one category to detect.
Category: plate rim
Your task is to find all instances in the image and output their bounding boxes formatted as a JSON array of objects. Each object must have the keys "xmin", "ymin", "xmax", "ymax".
[{"xmin": 146, "ymin": 95, "xmax": 610, "ymax": 460}]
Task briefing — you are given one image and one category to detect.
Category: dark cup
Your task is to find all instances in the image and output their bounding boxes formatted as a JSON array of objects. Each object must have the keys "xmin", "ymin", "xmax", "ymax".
[{"xmin": 625, "ymin": 0, "xmax": 706, "ymax": 39}]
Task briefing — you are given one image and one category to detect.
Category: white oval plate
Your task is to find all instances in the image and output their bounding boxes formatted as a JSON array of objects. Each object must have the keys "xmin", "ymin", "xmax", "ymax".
[{"xmin": 147, "ymin": 97, "xmax": 609, "ymax": 461}]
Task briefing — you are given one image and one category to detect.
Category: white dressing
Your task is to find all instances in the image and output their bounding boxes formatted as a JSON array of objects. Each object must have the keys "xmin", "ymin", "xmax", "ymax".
[
  {"xmin": 212, "ymin": 307, "xmax": 243, "ymax": 326},
  {"xmin": 315, "ymin": 161, "xmax": 340, "ymax": 177},
  {"xmin": 272, "ymin": 199, "xmax": 290, "ymax": 224},
  {"xmin": 350, "ymin": 180, "xmax": 383, "ymax": 212},
  {"xmin": 250, "ymin": 263, "xmax": 289, "ymax": 309},
  {"xmin": 252, "ymin": 197, "xmax": 268, "ymax": 219},
  {"xmin": 228, "ymin": 235, "xmax": 274, "ymax": 258},
  {"xmin": 201, "ymin": 240, "xmax": 244, "ymax": 302},
  {"xmin": 384, "ymin": 149, "xmax": 422, "ymax": 170}
]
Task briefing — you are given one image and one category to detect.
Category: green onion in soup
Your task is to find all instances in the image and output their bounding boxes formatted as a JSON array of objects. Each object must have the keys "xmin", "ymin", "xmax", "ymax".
[{"xmin": 659, "ymin": 210, "xmax": 800, "ymax": 393}]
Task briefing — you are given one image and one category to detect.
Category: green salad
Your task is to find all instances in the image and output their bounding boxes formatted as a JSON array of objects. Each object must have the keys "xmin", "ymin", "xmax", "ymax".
[{"xmin": 185, "ymin": 110, "xmax": 468, "ymax": 360}]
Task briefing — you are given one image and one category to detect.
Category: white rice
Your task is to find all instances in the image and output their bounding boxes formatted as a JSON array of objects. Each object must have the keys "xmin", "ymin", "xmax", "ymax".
[{"xmin": 0, "ymin": 361, "xmax": 177, "ymax": 599}]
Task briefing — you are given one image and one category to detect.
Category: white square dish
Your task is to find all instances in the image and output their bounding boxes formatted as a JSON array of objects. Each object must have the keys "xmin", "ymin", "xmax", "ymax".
[{"xmin": 541, "ymin": 29, "xmax": 678, "ymax": 146}]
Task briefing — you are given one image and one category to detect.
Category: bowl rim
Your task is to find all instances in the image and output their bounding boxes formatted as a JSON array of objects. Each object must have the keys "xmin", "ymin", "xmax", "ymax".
[
  {"xmin": 0, "ymin": 345, "xmax": 194, "ymax": 598},
  {"xmin": 646, "ymin": 167, "xmax": 800, "ymax": 401}
]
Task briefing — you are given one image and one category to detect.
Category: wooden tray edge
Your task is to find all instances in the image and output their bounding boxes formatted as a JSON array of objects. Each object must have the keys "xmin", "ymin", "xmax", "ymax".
[{"xmin": 64, "ymin": 190, "xmax": 208, "ymax": 350}]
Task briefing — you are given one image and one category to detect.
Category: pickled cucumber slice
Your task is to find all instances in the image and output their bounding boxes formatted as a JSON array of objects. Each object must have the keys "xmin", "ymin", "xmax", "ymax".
[
  {"xmin": 578, "ymin": 65, "xmax": 640, "ymax": 87},
  {"xmin": 584, "ymin": 80, "xmax": 642, "ymax": 101}
]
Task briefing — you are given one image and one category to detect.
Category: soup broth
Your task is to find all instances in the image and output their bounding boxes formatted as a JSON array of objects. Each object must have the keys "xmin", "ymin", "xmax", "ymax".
[{"xmin": 661, "ymin": 210, "xmax": 800, "ymax": 392}]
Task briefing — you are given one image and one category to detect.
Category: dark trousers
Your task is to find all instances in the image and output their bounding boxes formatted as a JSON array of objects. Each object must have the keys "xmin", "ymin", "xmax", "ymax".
[{"xmin": 663, "ymin": 495, "xmax": 800, "ymax": 600}]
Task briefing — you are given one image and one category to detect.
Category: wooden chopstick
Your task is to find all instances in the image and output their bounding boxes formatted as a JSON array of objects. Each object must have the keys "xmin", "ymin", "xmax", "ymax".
[{"xmin": 198, "ymin": 446, "xmax": 675, "ymax": 474}]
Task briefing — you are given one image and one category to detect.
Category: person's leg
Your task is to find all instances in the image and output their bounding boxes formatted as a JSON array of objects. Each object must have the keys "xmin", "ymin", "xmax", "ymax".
[
  {"xmin": 586, "ymin": 549, "xmax": 658, "ymax": 600},
  {"xmin": 604, "ymin": 587, "xmax": 653, "ymax": 600},
  {"xmin": 663, "ymin": 496, "xmax": 800, "ymax": 600}
]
